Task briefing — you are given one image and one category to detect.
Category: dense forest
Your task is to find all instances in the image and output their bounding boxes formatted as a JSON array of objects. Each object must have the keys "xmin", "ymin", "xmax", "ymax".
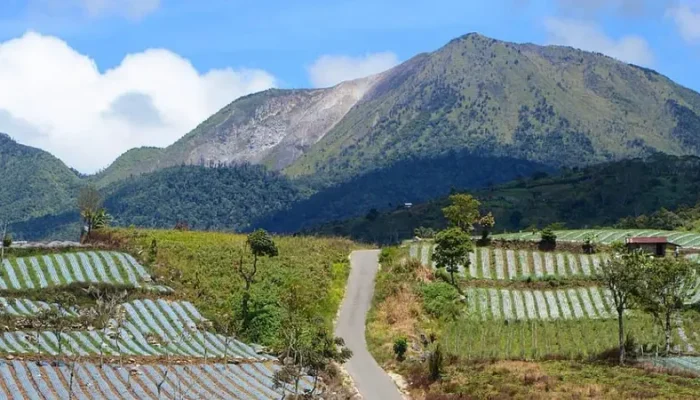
[{"xmin": 305, "ymin": 154, "xmax": 700, "ymax": 243}]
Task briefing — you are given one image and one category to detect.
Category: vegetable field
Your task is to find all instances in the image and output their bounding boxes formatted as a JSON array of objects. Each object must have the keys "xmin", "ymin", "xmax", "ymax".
[
  {"xmin": 1, "ymin": 251, "xmax": 171, "ymax": 293},
  {"xmin": 464, "ymin": 287, "xmax": 615, "ymax": 321},
  {"xmin": 0, "ymin": 298, "xmax": 269, "ymax": 360},
  {"xmin": 493, "ymin": 229, "xmax": 700, "ymax": 248},
  {"xmin": 409, "ymin": 243, "xmax": 607, "ymax": 279},
  {"xmin": 0, "ymin": 247, "xmax": 311, "ymax": 399},
  {"xmin": 0, "ymin": 360, "xmax": 311, "ymax": 399}
]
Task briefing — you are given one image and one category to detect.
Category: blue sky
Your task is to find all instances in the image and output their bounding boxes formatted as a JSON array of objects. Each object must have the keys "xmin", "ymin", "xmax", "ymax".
[{"xmin": 1, "ymin": 0, "xmax": 699, "ymax": 172}]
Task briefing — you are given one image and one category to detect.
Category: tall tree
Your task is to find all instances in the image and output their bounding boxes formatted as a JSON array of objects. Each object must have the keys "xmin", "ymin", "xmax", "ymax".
[
  {"xmin": 77, "ymin": 185, "xmax": 103, "ymax": 239},
  {"xmin": 479, "ymin": 212, "xmax": 496, "ymax": 241},
  {"xmin": 433, "ymin": 227, "xmax": 472, "ymax": 285},
  {"xmin": 636, "ymin": 257, "xmax": 699, "ymax": 354},
  {"xmin": 442, "ymin": 194, "xmax": 481, "ymax": 232},
  {"xmin": 236, "ymin": 229, "xmax": 278, "ymax": 330},
  {"xmin": 600, "ymin": 244, "xmax": 649, "ymax": 365}
]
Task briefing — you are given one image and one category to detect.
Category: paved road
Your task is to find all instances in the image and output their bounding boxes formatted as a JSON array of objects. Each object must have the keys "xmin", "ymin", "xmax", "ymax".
[{"xmin": 336, "ymin": 250, "xmax": 404, "ymax": 400}]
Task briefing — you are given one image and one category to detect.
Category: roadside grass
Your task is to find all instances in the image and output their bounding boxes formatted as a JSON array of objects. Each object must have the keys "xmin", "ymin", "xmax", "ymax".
[{"xmin": 410, "ymin": 359, "xmax": 700, "ymax": 399}]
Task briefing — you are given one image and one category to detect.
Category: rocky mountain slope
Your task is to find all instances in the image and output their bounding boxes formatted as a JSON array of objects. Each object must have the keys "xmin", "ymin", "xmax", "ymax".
[
  {"xmin": 96, "ymin": 76, "xmax": 381, "ymax": 186},
  {"xmin": 99, "ymin": 33, "xmax": 700, "ymax": 188}
]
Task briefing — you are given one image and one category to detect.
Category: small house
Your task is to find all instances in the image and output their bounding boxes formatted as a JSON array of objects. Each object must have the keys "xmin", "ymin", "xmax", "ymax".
[
  {"xmin": 625, "ymin": 237, "xmax": 680, "ymax": 257},
  {"xmin": 404, "ymin": 203, "xmax": 413, "ymax": 209}
]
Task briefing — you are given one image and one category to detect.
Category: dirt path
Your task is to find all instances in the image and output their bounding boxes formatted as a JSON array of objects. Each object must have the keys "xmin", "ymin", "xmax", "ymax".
[{"xmin": 335, "ymin": 250, "xmax": 404, "ymax": 400}]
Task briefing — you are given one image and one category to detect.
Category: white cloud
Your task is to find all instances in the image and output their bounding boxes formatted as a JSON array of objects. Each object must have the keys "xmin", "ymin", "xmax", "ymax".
[
  {"xmin": 543, "ymin": 17, "xmax": 654, "ymax": 66},
  {"xmin": 0, "ymin": 31, "xmax": 277, "ymax": 173},
  {"xmin": 307, "ymin": 52, "xmax": 399, "ymax": 88},
  {"xmin": 79, "ymin": 0, "xmax": 161, "ymax": 19},
  {"xmin": 667, "ymin": 3, "xmax": 700, "ymax": 43}
]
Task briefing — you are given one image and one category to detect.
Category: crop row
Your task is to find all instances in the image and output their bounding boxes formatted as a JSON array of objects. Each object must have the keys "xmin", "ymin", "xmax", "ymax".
[
  {"xmin": 410, "ymin": 244, "xmax": 607, "ymax": 279},
  {"xmin": 0, "ymin": 360, "xmax": 311, "ymax": 400},
  {"xmin": 1, "ymin": 252, "xmax": 171, "ymax": 293},
  {"xmin": 464, "ymin": 287, "xmax": 617, "ymax": 321},
  {"xmin": 648, "ymin": 357, "xmax": 700, "ymax": 374},
  {"xmin": 493, "ymin": 229, "xmax": 700, "ymax": 248},
  {"xmin": 0, "ymin": 299, "xmax": 269, "ymax": 361}
]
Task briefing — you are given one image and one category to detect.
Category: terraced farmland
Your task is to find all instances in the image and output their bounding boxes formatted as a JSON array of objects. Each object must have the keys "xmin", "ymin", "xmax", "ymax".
[
  {"xmin": 493, "ymin": 229, "xmax": 700, "ymax": 248},
  {"xmin": 1, "ymin": 251, "xmax": 172, "ymax": 293},
  {"xmin": 0, "ymin": 298, "xmax": 270, "ymax": 360},
  {"xmin": 0, "ymin": 360, "xmax": 310, "ymax": 399},
  {"xmin": 409, "ymin": 243, "xmax": 607, "ymax": 279},
  {"xmin": 464, "ymin": 287, "xmax": 615, "ymax": 321},
  {"xmin": 0, "ymin": 247, "xmax": 310, "ymax": 399}
]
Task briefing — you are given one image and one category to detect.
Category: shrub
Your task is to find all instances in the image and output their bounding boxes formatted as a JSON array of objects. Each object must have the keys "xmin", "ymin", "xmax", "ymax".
[
  {"xmin": 539, "ymin": 228, "xmax": 557, "ymax": 250},
  {"xmin": 421, "ymin": 282, "xmax": 461, "ymax": 320},
  {"xmin": 379, "ymin": 247, "xmax": 400, "ymax": 265},
  {"xmin": 2, "ymin": 234, "xmax": 11, "ymax": 248},
  {"xmin": 393, "ymin": 337, "xmax": 408, "ymax": 361},
  {"xmin": 428, "ymin": 343, "xmax": 444, "ymax": 381}
]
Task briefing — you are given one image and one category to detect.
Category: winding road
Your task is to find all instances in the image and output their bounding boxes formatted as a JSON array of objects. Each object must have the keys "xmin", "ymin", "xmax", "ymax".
[{"xmin": 336, "ymin": 250, "xmax": 404, "ymax": 400}]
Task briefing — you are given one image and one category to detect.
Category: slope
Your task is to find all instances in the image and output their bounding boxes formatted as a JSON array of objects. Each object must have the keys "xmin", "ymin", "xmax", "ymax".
[
  {"xmin": 285, "ymin": 33, "xmax": 700, "ymax": 185},
  {"xmin": 0, "ymin": 133, "xmax": 81, "ymax": 223},
  {"xmin": 306, "ymin": 153, "xmax": 700, "ymax": 243}
]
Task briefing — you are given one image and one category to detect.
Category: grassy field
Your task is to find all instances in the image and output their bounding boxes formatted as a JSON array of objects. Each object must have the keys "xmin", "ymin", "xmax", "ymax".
[
  {"xmin": 367, "ymin": 245, "xmax": 700, "ymax": 399},
  {"xmin": 97, "ymin": 228, "xmax": 358, "ymax": 347}
]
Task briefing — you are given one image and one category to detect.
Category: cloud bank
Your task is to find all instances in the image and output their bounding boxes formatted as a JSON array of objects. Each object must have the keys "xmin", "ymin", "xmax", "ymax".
[
  {"xmin": 667, "ymin": 3, "xmax": 700, "ymax": 43},
  {"xmin": 308, "ymin": 52, "xmax": 399, "ymax": 88},
  {"xmin": 544, "ymin": 17, "xmax": 654, "ymax": 66},
  {"xmin": 0, "ymin": 32, "xmax": 276, "ymax": 173}
]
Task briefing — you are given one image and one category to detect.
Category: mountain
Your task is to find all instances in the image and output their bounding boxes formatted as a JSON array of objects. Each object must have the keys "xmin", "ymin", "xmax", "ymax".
[
  {"xmin": 305, "ymin": 154, "xmax": 700, "ymax": 244},
  {"xmin": 99, "ymin": 33, "xmax": 700, "ymax": 189},
  {"xmin": 0, "ymin": 133, "xmax": 81, "ymax": 224},
  {"xmin": 96, "ymin": 77, "xmax": 380, "ymax": 186}
]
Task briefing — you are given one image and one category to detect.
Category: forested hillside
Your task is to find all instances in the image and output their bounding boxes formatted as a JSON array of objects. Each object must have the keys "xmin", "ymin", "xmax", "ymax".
[{"xmin": 307, "ymin": 154, "xmax": 700, "ymax": 243}]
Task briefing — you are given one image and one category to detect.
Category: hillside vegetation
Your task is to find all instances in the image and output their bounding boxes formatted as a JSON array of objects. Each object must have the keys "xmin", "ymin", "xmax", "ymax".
[
  {"xmin": 98, "ymin": 228, "xmax": 358, "ymax": 347},
  {"xmin": 309, "ymin": 154, "xmax": 700, "ymax": 243}
]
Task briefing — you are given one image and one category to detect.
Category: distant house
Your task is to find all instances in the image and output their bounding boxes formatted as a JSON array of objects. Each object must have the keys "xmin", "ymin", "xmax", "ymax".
[
  {"xmin": 404, "ymin": 203, "xmax": 413, "ymax": 209},
  {"xmin": 625, "ymin": 237, "xmax": 680, "ymax": 257}
]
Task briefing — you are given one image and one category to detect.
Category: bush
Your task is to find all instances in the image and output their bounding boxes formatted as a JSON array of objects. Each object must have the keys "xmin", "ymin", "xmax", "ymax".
[
  {"xmin": 539, "ymin": 228, "xmax": 557, "ymax": 250},
  {"xmin": 379, "ymin": 247, "xmax": 400, "ymax": 265},
  {"xmin": 393, "ymin": 337, "xmax": 408, "ymax": 361},
  {"xmin": 2, "ymin": 234, "xmax": 11, "ymax": 248},
  {"xmin": 421, "ymin": 282, "xmax": 461, "ymax": 320},
  {"xmin": 428, "ymin": 343, "xmax": 444, "ymax": 381}
]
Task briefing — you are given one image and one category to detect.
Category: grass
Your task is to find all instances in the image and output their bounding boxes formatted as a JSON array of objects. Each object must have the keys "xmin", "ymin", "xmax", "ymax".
[
  {"xmin": 367, "ymin": 246, "xmax": 700, "ymax": 399},
  {"xmin": 96, "ymin": 228, "xmax": 359, "ymax": 348}
]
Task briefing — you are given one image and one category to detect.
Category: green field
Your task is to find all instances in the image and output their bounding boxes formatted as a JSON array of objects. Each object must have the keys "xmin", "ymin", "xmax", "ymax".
[{"xmin": 494, "ymin": 229, "xmax": 700, "ymax": 248}]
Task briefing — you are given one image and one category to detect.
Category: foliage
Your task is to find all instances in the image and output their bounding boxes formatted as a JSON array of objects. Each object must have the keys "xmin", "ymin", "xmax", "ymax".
[
  {"xmin": 479, "ymin": 212, "xmax": 496, "ymax": 241},
  {"xmin": 635, "ymin": 257, "xmax": 700, "ymax": 353},
  {"xmin": 433, "ymin": 227, "xmax": 473, "ymax": 285},
  {"xmin": 582, "ymin": 232, "xmax": 598, "ymax": 254},
  {"xmin": 442, "ymin": 194, "xmax": 481, "ymax": 232},
  {"xmin": 393, "ymin": 337, "xmax": 408, "ymax": 361},
  {"xmin": 103, "ymin": 228, "xmax": 357, "ymax": 348},
  {"xmin": 420, "ymin": 282, "xmax": 461, "ymax": 320},
  {"xmin": 237, "ymin": 229, "xmax": 279, "ymax": 332},
  {"xmin": 600, "ymin": 246, "xmax": 650, "ymax": 364},
  {"xmin": 306, "ymin": 154, "xmax": 700, "ymax": 244},
  {"xmin": 77, "ymin": 185, "xmax": 108, "ymax": 238},
  {"xmin": 428, "ymin": 343, "xmax": 444, "ymax": 381},
  {"xmin": 2, "ymin": 233, "xmax": 11, "ymax": 248},
  {"xmin": 414, "ymin": 226, "xmax": 436, "ymax": 239},
  {"xmin": 539, "ymin": 228, "xmax": 557, "ymax": 247}
]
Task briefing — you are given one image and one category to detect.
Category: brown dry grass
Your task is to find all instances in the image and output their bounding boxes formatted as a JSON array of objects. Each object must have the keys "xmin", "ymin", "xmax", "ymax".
[{"xmin": 375, "ymin": 284, "xmax": 421, "ymax": 336}]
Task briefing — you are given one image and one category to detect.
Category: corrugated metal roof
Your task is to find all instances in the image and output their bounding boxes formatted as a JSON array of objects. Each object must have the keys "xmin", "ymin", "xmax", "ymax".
[{"xmin": 626, "ymin": 237, "xmax": 668, "ymax": 244}]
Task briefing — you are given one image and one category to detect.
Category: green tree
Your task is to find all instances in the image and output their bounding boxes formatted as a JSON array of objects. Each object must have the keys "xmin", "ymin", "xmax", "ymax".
[
  {"xmin": 479, "ymin": 212, "xmax": 496, "ymax": 241},
  {"xmin": 600, "ymin": 245, "xmax": 649, "ymax": 365},
  {"xmin": 77, "ymin": 185, "xmax": 107, "ymax": 239},
  {"xmin": 442, "ymin": 194, "xmax": 481, "ymax": 232},
  {"xmin": 636, "ymin": 257, "xmax": 699, "ymax": 354},
  {"xmin": 433, "ymin": 227, "xmax": 472, "ymax": 285},
  {"xmin": 236, "ymin": 229, "xmax": 278, "ymax": 331},
  {"xmin": 393, "ymin": 337, "xmax": 408, "ymax": 361}
]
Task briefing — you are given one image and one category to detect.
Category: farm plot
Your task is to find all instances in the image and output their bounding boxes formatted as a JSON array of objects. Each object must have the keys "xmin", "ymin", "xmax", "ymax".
[
  {"xmin": 463, "ymin": 287, "xmax": 616, "ymax": 321},
  {"xmin": 493, "ymin": 229, "xmax": 700, "ymax": 248},
  {"xmin": 0, "ymin": 252, "xmax": 172, "ymax": 293},
  {"xmin": 0, "ymin": 298, "xmax": 270, "ymax": 361},
  {"xmin": 0, "ymin": 360, "xmax": 311, "ymax": 400},
  {"xmin": 409, "ymin": 244, "xmax": 607, "ymax": 280},
  {"xmin": 648, "ymin": 357, "xmax": 700, "ymax": 375}
]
